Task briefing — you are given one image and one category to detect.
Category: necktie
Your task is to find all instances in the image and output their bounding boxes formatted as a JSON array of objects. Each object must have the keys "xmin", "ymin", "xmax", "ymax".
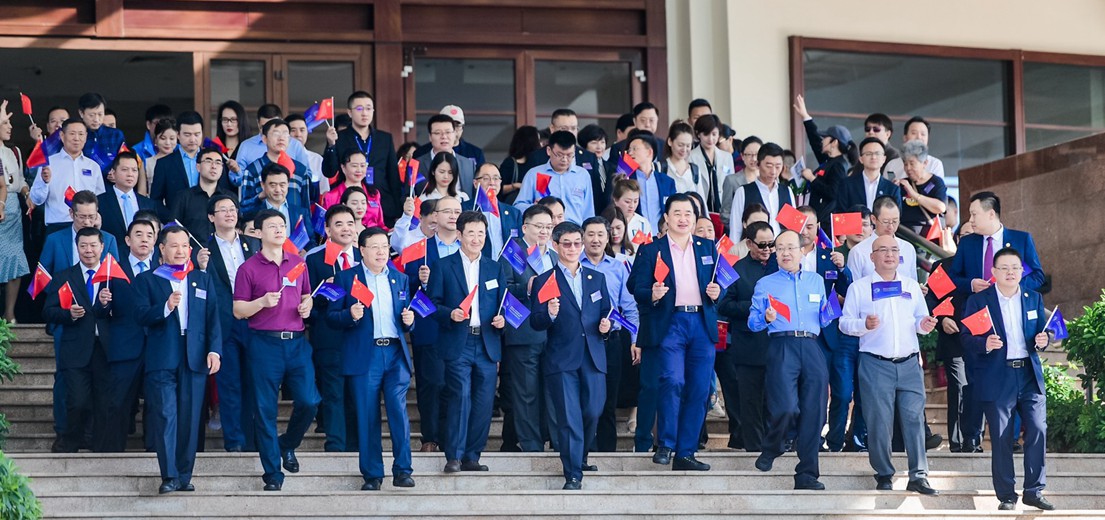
[
  {"xmin": 86, "ymin": 269, "xmax": 96, "ymax": 303},
  {"xmin": 121, "ymin": 193, "xmax": 134, "ymax": 227},
  {"xmin": 136, "ymin": 261, "xmax": 147, "ymax": 274},
  {"xmin": 983, "ymin": 236, "xmax": 994, "ymax": 281},
  {"xmin": 342, "ymin": 253, "xmax": 352, "ymax": 270}
]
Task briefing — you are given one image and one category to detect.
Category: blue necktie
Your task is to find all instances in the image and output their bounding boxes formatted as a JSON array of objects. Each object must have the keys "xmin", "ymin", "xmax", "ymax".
[
  {"xmin": 136, "ymin": 261, "xmax": 146, "ymax": 274},
  {"xmin": 121, "ymin": 193, "xmax": 135, "ymax": 227},
  {"xmin": 86, "ymin": 269, "xmax": 96, "ymax": 303}
]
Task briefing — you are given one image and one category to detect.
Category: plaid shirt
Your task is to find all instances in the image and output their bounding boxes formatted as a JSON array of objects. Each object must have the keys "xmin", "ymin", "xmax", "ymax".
[{"xmin": 240, "ymin": 154, "xmax": 311, "ymax": 217}]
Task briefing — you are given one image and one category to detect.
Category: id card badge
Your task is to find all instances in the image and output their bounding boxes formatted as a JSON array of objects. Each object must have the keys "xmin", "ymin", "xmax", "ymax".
[
  {"xmin": 824, "ymin": 270, "xmax": 838, "ymax": 280},
  {"xmin": 701, "ymin": 256, "xmax": 714, "ymax": 265}
]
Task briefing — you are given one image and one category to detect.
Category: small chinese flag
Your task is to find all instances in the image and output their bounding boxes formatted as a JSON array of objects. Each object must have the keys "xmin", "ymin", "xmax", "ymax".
[
  {"xmin": 317, "ymin": 97, "xmax": 335, "ymax": 121},
  {"xmin": 831, "ymin": 212, "xmax": 863, "ymax": 235},
  {"xmin": 537, "ymin": 274, "xmax": 560, "ymax": 304},
  {"xmin": 20, "ymin": 93, "xmax": 32, "ymax": 116},
  {"xmin": 932, "ymin": 297, "xmax": 955, "ymax": 318},
  {"xmin": 459, "ymin": 285, "xmax": 478, "ymax": 316},
  {"xmin": 962, "ymin": 306, "xmax": 994, "ymax": 336},
  {"xmin": 653, "ymin": 251, "xmax": 670, "ymax": 284},
  {"xmin": 399, "ymin": 238, "xmax": 427, "ymax": 265},
  {"xmin": 716, "ymin": 234, "xmax": 739, "ymax": 265},
  {"xmin": 535, "ymin": 173, "xmax": 552, "ymax": 197},
  {"xmin": 285, "ymin": 261, "xmax": 307, "ymax": 283},
  {"xmin": 631, "ymin": 230, "xmax": 652, "ymax": 245},
  {"xmin": 64, "ymin": 186, "xmax": 76, "ymax": 207},
  {"xmin": 118, "ymin": 142, "xmax": 130, "ymax": 154},
  {"xmin": 927, "ymin": 264, "xmax": 956, "ymax": 299},
  {"xmin": 91, "ymin": 254, "xmax": 130, "ymax": 284},
  {"xmin": 276, "ymin": 151, "xmax": 295, "ymax": 177},
  {"xmin": 323, "ymin": 240, "xmax": 343, "ymax": 266},
  {"xmin": 27, "ymin": 264, "xmax": 52, "ymax": 299},
  {"xmin": 768, "ymin": 294, "xmax": 791, "ymax": 322},
  {"xmin": 351, "ymin": 277, "xmax": 375, "ymax": 307},
  {"xmin": 777, "ymin": 203, "xmax": 809, "ymax": 232},
  {"xmin": 925, "ymin": 218, "xmax": 943, "ymax": 243},
  {"xmin": 398, "ymin": 157, "xmax": 409, "ymax": 183},
  {"xmin": 58, "ymin": 281, "xmax": 73, "ymax": 310},
  {"xmin": 283, "ymin": 238, "xmax": 301, "ymax": 256}
]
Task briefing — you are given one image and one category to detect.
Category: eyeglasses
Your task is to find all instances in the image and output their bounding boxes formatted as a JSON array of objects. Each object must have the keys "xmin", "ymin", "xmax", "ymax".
[
  {"xmin": 526, "ymin": 223, "xmax": 554, "ymax": 231},
  {"xmin": 752, "ymin": 241, "xmax": 775, "ymax": 250},
  {"xmin": 212, "ymin": 208, "xmax": 237, "ymax": 215},
  {"xmin": 993, "ymin": 266, "xmax": 1023, "ymax": 273},
  {"xmin": 741, "ymin": 152, "xmax": 757, "ymax": 158},
  {"xmin": 873, "ymin": 247, "xmax": 901, "ymax": 255},
  {"xmin": 200, "ymin": 158, "xmax": 225, "ymax": 167},
  {"xmin": 865, "ymin": 126, "xmax": 885, "ymax": 133},
  {"xmin": 220, "ymin": 117, "xmax": 238, "ymax": 124},
  {"xmin": 558, "ymin": 241, "xmax": 583, "ymax": 249},
  {"xmin": 861, "ymin": 151, "xmax": 885, "ymax": 158},
  {"xmin": 877, "ymin": 218, "xmax": 900, "ymax": 226},
  {"xmin": 430, "ymin": 130, "xmax": 455, "ymax": 137},
  {"xmin": 361, "ymin": 244, "xmax": 389, "ymax": 252},
  {"xmin": 551, "ymin": 150, "xmax": 575, "ymax": 160},
  {"xmin": 476, "ymin": 176, "xmax": 502, "ymax": 182},
  {"xmin": 775, "ymin": 246, "xmax": 800, "ymax": 253}
]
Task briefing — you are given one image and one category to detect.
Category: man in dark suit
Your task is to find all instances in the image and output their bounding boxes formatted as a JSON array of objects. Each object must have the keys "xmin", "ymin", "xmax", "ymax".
[
  {"xmin": 97, "ymin": 151, "xmax": 156, "ymax": 249},
  {"xmin": 327, "ymin": 227, "xmax": 416, "ymax": 491},
  {"xmin": 839, "ymin": 138, "xmax": 902, "ymax": 212},
  {"xmin": 961, "ymin": 247, "xmax": 1054, "ymax": 511},
  {"xmin": 42, "ymin": 227, "xmax": 114, "ymax": 453},
  {"xmin": 416, "ymin": 115, "xmax": 477, "ymax": 200},
  {"xmin": 151, "ymin": 111, "xmax": 210, "ymax": 218},
  {"xmin": 927, "ymin": 256, "xmax": 978, "ymax": 453},
  {"xmin": 628, "ymin": 193, "xmax": 723, "ymax": 470},
  {"xmin": 198, "ymin": 194, "xmax": 260, "ymax": 452},
  {"xmin": 949, "ymin": 191, "xmax": 1045, "ymax": 293},
  {"xmin": 717, "ymin": 222, "xmax": 777, "ymax": 451},
  {"xmin": 530, "ymin": 221, "xmax": 612, "ymax": 490},
  {"xmin": 462, "ymin": 163, "xmax": 522, "ymax": 259},
  {"xmin": 405, "ymin": 196, "xmax": 462, "ymax": 452},
  {"xmin": 322, "ymin": 91, "xmax": 401, "ymax": 224},
  {"xmin": 429, "ymin": 211, "xmax": 509, "ymax": 473},
  {"xmin": 624, "ymin": 132, "xmax": 676, "ymax": 232},
  {"xmin": 134, "ymin": 226, "xmax": 223, "ymax": 494},
  {"xmin": 305, "ymin": 205, "xmax": 362, "ymax": 452}
]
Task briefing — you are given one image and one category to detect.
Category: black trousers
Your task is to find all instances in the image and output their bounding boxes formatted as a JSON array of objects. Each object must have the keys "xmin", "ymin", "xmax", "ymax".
[
  {"xmin": 60, "ymin": 338, "xmax": 111, "ymax": 452},
  {"xmin": 715, "ymin": 346, "xmax": 742, "ymax": 447},
  {"xmin": 595, "ymin": 330, "xmax": 629, "ymax": 452},
  {"xmin": 735, "ymin": 364, "xmax": 767, "ymax": 452},
  {"xmin": 501, "ymin": 342, "xmax": 545, "ymax": 452}
]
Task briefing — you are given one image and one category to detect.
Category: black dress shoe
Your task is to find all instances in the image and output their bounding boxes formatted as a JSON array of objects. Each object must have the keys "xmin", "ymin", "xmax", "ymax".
[
  {"xmin": 672, "ymin": 456, "xmax": 710, "ymax": 471},
  {"xmin": 460, "ymin": 460, "xmax": 489, "ymax": 471},
  {"xmin": 178, "ymin": 483, "xmax": 195, "ymax": 492},
  {"xmin": 281, "ymin": 450, "xmax": 300, "ymax": 473},
  {"xmin": 158, "ymin": 479, "xmax": 180, "ymax": 494},
  {"xmin": 652, "ymin": 447, "xmax": 672, "ymax": 465},
  {"xmin": 581, "ymin": 464, "xmax": 597, "ymax": 472},
  {"xmin": 225, "ymin": 446, "xmax": 243, "ymax": 453},
  {"xmin": 925, "ymin": 433, "xmax": 943, "ymax": 450},
  {"xmin": 754, "ymin": 454, "xmax": 774, "ymax": 472},
  {"xmin": 906, "ymin": 478, "xmax": 939, "ymax": 495},
  {"xmin": 562, "ymin": 478, "xmax": 582, "ymax": 490},
  {"xmin": 948, "ymin": 443, "xmax": 962, "ymax": 453},
  {"xmin": 361, "ymin": 478, "xmax": 382, "ymax": 491},
  {"xmin": 1023, "ymin": 495, "xmax": 1056, "ymax": 511},
  {"xmin": 727, "ymin": 437, "xmax": 744, "ymax": 450},
  {"xmin": 875, "ymin": 476, "xmax": 893, "ymax": 491},
  {"xmin": 998, "ymin": 500, "xmax": 1016, "ymax": 511},
  {"xmin": 392, "ymin": 474, "xmax": 415, "ymax": 488},
  {"xmin": 263, "ymin": 481, "xmax": 282, "ymax": 491},
  {"xmin": 444, "ymin": 460, "xmax": 462, "ymax": 473},
  {"xmin": 1012, "ymin": 442, "xmax": 1023, "ymax": 453},
  {"xmin": 794, "ymin": 479, "xmax": 826, "ymax": 490},
  {"xmin": 783, "ymin": 439, "xmax": 795, "ymax": 452}
]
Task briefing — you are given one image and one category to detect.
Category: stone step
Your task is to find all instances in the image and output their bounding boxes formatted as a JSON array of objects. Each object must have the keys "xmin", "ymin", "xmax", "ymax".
[
  {"xmin": 10, "ymin": 324, "xmax": 53, "ymax": 342},
  {"xmin": 34, "ymin": 513, "xmax": 1105, "ymax": 520}
]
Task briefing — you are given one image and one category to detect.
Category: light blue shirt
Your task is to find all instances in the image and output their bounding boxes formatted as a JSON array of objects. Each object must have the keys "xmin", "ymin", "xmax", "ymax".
[
  {"xmin": 180, "ymin": 146, "xmax": 199, "ymax": 187},
  {"xmin": 514, "ymin": 162, "xmax": 595, "ymax": 224},
  {"xmin": 234, "ymin": 134, "xmax": 312, "ymax": 180},
  {"xmin": 435, "ymin": 235, "xmax": 460, "ymax": 258},
  {"xmin": 364, "ymin": 266, "xmax": 399, "ymax": 339},
  {"xmin": 582, "ymin": 254, "xmax": 639, "ymax": 342},
  {"xmin": 265, "ymin": 200, "xmax": 292, "ymax": 234},
  {"xmin": 636, "ymin": 169, "xmax": 662, "ymax": 231},
  {"xmin": 559, "ymin": 262, "xmax": 584, "ymax": 310},
  {"xmin": 486, "ymin": 212, "xmax": 503, "ymax": 259},
  {"xmin": 748, "ymin": 268, "xmax": 826, "ymax": 336}
]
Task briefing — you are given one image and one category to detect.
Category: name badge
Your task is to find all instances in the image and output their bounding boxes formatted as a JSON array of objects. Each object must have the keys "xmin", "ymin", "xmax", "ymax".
[
  {"xmin": 196, "ymin": 289, "xmax": 207, "ymax": 300},
  {"xmin": 510, "ymin": 229, "xmax": 519, "ymax": 238},
  {"xmin": 701, "ymin": 256, "xmax": 714, "ymax": 265},
  {"xmin": 399, "ymin": 290, "xmax": 408, "ymax": 301},
  {"xmin": 571, "ymin": 187, "xmax": 586, "ymax": 199},
  {"xmin": 824, "ymin": 270, "xmax": 838, "ymax": 280},
  {"xmin": 365, "ymin": 166, "xmax": 375, "ymax": 185},
  {"xmin": 485, "ymin": 279, "xmax": 498, "ymax": 290},
  {"xmin": 809, "ymin": 294, "xmax": 821, "ymax": 303},
  {"xmin": 1028, "ymin": 310, "xmax": 1038, "ymax": 320},
  {"xmin": 582, "ymin": 162, "xmax": 593, "ymax": 170},
  {"xmin": 368, "ymin": 201, "xmax": 379, "ymax": 208},
  {"xmin": 82, "ymin": 169, "xmax": 93, "ymax": 177},
  {"xmin": 899, "ymin": 255, "xmax": 905, "ymax": 265},
  {"xmin": 901, "ymin": 292, "xmax": 912, "ymax": 300},
  {"xmin": 923, "ymin": 182, "xmax": 935, "ymax": 194},
  {"xmin": 590, "ymin": 290, "xmax": 602, "ymax": 303},
  {"xmin": 282, "ymin": 277, "xmax": 297, "ymax": 287}
]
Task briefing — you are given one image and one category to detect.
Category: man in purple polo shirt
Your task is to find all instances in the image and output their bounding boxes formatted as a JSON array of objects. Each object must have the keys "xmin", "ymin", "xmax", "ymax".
[{"xmin": 232, "ymin": 209, "xmax": 320, "ymax": 492}]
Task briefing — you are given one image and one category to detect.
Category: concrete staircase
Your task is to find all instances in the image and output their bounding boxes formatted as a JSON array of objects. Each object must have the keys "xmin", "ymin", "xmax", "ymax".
[{"xmin": 6, "ymin": 324, "xmax": 1102, "ymax": 518}]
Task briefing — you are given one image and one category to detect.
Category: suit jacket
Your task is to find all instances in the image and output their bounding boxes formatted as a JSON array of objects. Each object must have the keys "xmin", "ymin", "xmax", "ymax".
[
  {"xmin": 306, "ymin": 245, "xmax": 362, "ymax": 352},
  {"xmin": 417, "ymin": 151, "xmax": 477, "ymax": 200},
  {"xmin": 133, "ymin": 269, "xmax": 223, "ymax": 374},
  {"xmin": 150, "ymin": 149, "xmax": 190, "ymax": 220},
  {"xmin": 461, "ymin": 199, "xmax": 522, "ymax": 258},
  {"xmin": 948, "ymin": 228, "xmax": 1045, "ymax": 293},
  {"xmin": 101, "ymin": 259, "xmax": 149, "ymax": 363},
  {"xmin": 406, "ymin": 237, "xmax": 453, "ymax": 346},
  {"xmin": 326, "ymin": 266, "xmax": 415, "ymax": 375},
  {"xmin": 717, "ymin": 255, "xmax": 777, "ymax": 366},
  {"xmin": 321, "ymin": 127, "xmax": 401, "ymax": 223},
  {"xmin": 429, "ymin": 252, "xmax": 509, "ymax": 362},
  {"xmin": 628, "ymin": 169, "xmax": 677, "ymax": 221},
  {"xmin": 628, "ymin": 235, "xmax": 722, "ymax": 349},
  {"xmin": 40, "ymin": 227, "xmax": 120, "ymax": 276},
  {"xmin": 810, "ymin": 246, "xmax": 853, "ymax": 352},
  {"xmin": 501, "ymin": 240, "xmax": 557, "ymax": 346},
  {"xmin": 960, "ymin": 285, "xmax": 1046, "ymax": 401},
  {"xmin": 41, "ymin": 264, "xmax": 112, "ymax": 369},
  {"xmin": 838, "ymin": 171, "xmax": 902, "ymax": 212},
  {"xmin": 97, "ymin": 189, "xmax": 156, "ymax": 249},
  {"xmin": 203, "ymin": 233, "xmax": 260, "ymax": 335},
  {"xmin": 529, "ymin": 265, "xmax": 611, "ymax": 375}
]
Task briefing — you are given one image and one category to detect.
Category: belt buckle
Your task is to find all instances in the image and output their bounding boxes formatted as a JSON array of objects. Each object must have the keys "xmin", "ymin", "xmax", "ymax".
[
  {"xmin": 280, "ymin": 331, "xmax": 294, "ymax": 340},
  {"xmin": 375, "ymin": 338, "xmax": 389, "ymax": 346},
  {"xmin": 1011, "ymin": 359, "xmax": 1025, "ymax": 368}
]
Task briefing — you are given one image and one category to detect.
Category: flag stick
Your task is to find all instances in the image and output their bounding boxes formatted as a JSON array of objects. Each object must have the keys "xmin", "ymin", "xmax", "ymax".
[
  {"xmin": 172, "ymin": 220, "xmax": 203, "ymax": 249},
  {"xmin": 710, "ymin": 258, "xmax": 718, "ymax": 284},
  {"xmin": 497, "ymin": 290, "xmax": 508, "ymax": 315},
  {"xmin": 310, "ymin": 279, "xmax": 325, "ymax": 298}
]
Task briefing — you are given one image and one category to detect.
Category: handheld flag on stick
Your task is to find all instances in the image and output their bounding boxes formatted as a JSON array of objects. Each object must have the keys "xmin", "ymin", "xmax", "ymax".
[
  {"xmin": 616, "ymin": 153, "xmax": 640, "ymax": 176},
  {"xmin": 819, "ymin": 288, "xmax": 842, "ymax": 327},
  {"xmin": 283, "ymin": 238, "xmax": 301, "ymax": 256},
  {"xmin": 768, "ymin": 295, "xmax": 791, "ymax": 322},
  {"xmin": 607, "ymin": 308, "xmax": 639, "ymax": 335},
  {"xmin": 474, "ymin": 186, "xmax": 500, "ymax": 217},
  {"xmin": 831, "ymin": 212, "xmax": 863, "ymax": 235},
  {"xmin": 153, "ymin": 262, "xmax": 192, "ymax": 282},
  {"xmin": 284, "ymin": 262, "xmax": 307, "ymax": 283},
  {"xmin": 536, "ymin": 274, "xmax": 560, "ymax": 304},
  {"xmin": 290, "ymin": 216, "xmax": 311, "ymax": 251},
  {"xmin": 27, "ymin": 264, "xmax": 51, "ymax": 299},
  {"xmin": 276, "ymin": 151, "xmax": 296, "ymax": 177},
  {"xmin": 91, "ymin": 254, "xmax": 130, "ymax": 284},
  {"xmin": 408, "ymin": 197, "xmax": 423, "ymax": 231},
  {"xmin": 398, "ymin": 238, "xmax": 427, "ymax": 266},
  {"xmin": 816, "ymin": 228, "xmax": 833, "ymax": 250},
  {"xmin": 312, "ymin": 281, "xmax": 346, "ymax": 302},
  {"xmin": 500, "ymin": 239, "xmax": 527, "ymax": 275},
  {"xmin": 631, "ymin": 230, "xmax": 652, "ymax": 246},
  {"xmin": 927, "ymin": 264, "xmax": 956, "ymax": 299},
  {"xmin": 716, "ymin": 235, "xmax": 738, "ymax": 265},
  {"xmin": 458, "ymin": 285, "xmax": 478, "ymax": 317},
  {"xmin": 653, "ymin": 252, "xmax": 670, "ymax": 284},
  {"xmin": 26, "ymin": 129, "xmax": 62, "ymax": 168},
  {"xmin": 323, "ymin": 240, "xmax": 344, "ymax": 267},
  {"xmin": 499, "ymin": 291, "xmax": 531, "ymax": 328},
  {"xmin": 925, "ymin": 218, "xmax": 943, "ymax": 243},
  {"xmin": 63, "ymin": 186, "xmax": 76, "ymax": 207},
  {"xmin": 962, "ymin": 307, "xmax": 994, "ymax": 336},
  {"xmin": 310, "ymin": 204, "xmax": 328, "ymax": 238},
  {"xmin": 713, "ymin": 255, "xmax": 740, "ymax": 290},
  {"xmin": 351, "ymin": 277, "xmax": 375, "ymax": 307},
  {"xmin": 408, "ymin": 288, "xmax": 437, "ymax": 318},
  {"xmin": 777, "ymin": 203, "xmax": 809, "ymax": 232},
  {"xmin": 203, "ymin": 137, "xmax": 229, "ymax": 155},
  {"xmin": 58, "ymin": 282, "xmax": 74, "ymax": 310},
  {"xmin": 1044, "ymin": 306, "xmax": 1069, "ymax": 341},
  {"xmin": 525, "ymin": 244, "xmax": 544, "ymax": 273},
  {"xmin": 932, "ymin": 297, "xmax": 955, "ymax": 318},
  {"xmin": 535, "ymin": 173, "xmax": 552, "ymax": 198},
  {"xmin": 20, "ymin": 93, "xmax": 33, "ymax": 125}
]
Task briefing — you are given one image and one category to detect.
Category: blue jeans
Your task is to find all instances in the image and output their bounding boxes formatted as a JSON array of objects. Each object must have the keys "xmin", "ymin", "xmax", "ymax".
[{"xmin": 823, "ymin": 338, "xmax": 866, "ymax": 451}]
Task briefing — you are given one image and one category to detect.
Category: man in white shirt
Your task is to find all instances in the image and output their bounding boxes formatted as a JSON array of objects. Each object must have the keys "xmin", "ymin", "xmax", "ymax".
[
  {"xmin": 883, "ymin": 117, "xmax": 945, "ymax": 181},
  {"xmin": 30, "ymin": 119, "xmax": 106, "ymax": 234},
  {"xmin": 728, "ymin": 143, "xmax": 793, "ymax": 240},
  {"xmin": 840, "ymin": 234, "xmax": 938, "ymax": 495},
  {"xmin": 392, "ymin": 198, "xmax": 437, "ymax": 253},
  {"xmin": 846, "ymin": 196, "xmax": 917, "ymax": 281}
]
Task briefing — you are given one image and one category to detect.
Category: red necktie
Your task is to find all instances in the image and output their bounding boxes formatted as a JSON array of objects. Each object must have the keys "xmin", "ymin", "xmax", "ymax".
[{"xmin": 342, "ymin": 253, "xmax": 352, "ymax": 270}]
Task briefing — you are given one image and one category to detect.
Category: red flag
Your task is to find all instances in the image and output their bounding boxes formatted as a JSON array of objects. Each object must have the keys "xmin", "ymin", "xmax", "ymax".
[
  {"xmin": 407, "ymin": 158, "xmax": 420, "ymax": 187},
  {"xmin": 925, "ymin": 218, "xmax": 943, "ymax": 243},
  {"xmin": 27, "ymin": 264, "xmax": 51, "ymax": 299},
  {"xmin": 962, "ymin": 306, "xmax": 994, "ymax": 336},
  {"xmin": 323, "ymin": 240, "xmax": 343, "ymax": 266},
  {"xmin": 399, "ymin": 238, "xmax": 427, "ymax": 266},
  {"xmin": 459, "ymin": 285, "xmax": 478, "ymax": 316},
  {"xmin": 411, "ymin": 197, "xmax": 423, "ymax": 218},
  {"xmin": 768, "ymin": 295, "xmax": 791, "ymax": 322},
  {"xmin": 932, "ymin": 297, "xmax": 955, "ymax": 317},
  {"xmin": 318, "ymin": 97, "xmax": 335, "ymax": 120},
  {"xmin": 58, "ymin": 281, "xmax": 73, "ymax": 310},
  {"xmin": 26, "ymin": 140, "xmax": 48, "ymax": 168},
  {"xmin": 20, "ymin": 93, "xmax": 32, "ymax": 116},
  {"xmin": 631, "ymin": 230, "xmax": 652, "ymax": 245},
  {"xmin": 535, "ymin": 173, "xmax": 552, "ymax": 197},
  {"xmin": 537, "ymin": 274, "xmax": 560, "ymax": 304},
  {"xmin": 117, "ymin": 142, "xmax": 130, "ymax": 154},
  {"xmin": 285, "ymin": 261, "xmax": 307, "ymax": 283},
  {"xmin": 283, "ymin": 238, "xmax": 301, "ymax": 255},
  {"xmin": 91, "ymin": 254, "xmax": 130, "ymax": 284},
  {"xmin": 831, "ymin": 212, "xmax": 863, "ymax": 235},
  {"xmin": 716, "ymin": 235, "xmax": 739, "ymax": 265},
  {"xmin": 64, "ymin": 186, "xmax": 76, "ymax": 207},
  {"xmin": 653, "ymin": 252, "xmax": 670, "ymax": 284},
  {"xmin": 398, "ymin": 157, "xmax": 409, "ymax": 183},
  {"xmin": 351, "ymin": 277, "xmax": 375, "ymax": 307},
  {"xmin": 276, "ymin": 151, "xmax": 295, "ymax": 177},
  {"xmin": 927, "ymin": 264, "xmax": 956, "ymax": 299},
  {"xmin": 777, "ymin": 203, "xmax": 809, "ymax": 232}
]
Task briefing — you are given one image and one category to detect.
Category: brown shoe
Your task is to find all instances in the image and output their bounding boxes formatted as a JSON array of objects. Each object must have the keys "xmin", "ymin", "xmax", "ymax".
[{"xmin": 420, "ymin": 441, "xmax": 438, "ymax": 453}]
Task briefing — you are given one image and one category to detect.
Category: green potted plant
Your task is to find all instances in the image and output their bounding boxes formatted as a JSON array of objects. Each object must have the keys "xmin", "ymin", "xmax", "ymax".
[{"xmin": 1062, "ymin": 290, "xmax": 1105, "ymax": 401}]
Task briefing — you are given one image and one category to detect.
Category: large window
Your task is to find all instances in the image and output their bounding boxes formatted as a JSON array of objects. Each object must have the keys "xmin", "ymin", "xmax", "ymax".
[
  {"xmin": 415, "ymin": 58, "xmax": 517, "ymax": 162},
  {"xmin": 1024, "ymin": 62, "xmax": 1105, "ymax": 151}
]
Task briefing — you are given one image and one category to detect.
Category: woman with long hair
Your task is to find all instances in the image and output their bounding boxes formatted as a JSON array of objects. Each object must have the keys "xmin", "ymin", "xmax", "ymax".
[
  {"xmin": 216, "ymin": 100, "xmax": 250, "ymax": 158},
  {"xmin": 498, "ymin": 126, "xmax": 541, "ymax": 205},
  {"xmin": 341, "ymin": 186, "xmax": 370, "ymax": 236},
  {"xmin": 416, "ymin": 152, "xmax": 468, "ymax": 202},
  {"xmin": 143, "ymin": 118, "xmax": 177, "ymax": 195}
]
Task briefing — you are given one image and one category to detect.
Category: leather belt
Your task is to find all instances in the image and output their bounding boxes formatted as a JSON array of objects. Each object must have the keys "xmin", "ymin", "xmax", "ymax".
[
  {"xmin": 674, "ymin": 305, "xmax": 702, "ymax": 313},
  {"xmin": 375, "ymin": 338, "xmax": 400, "ymax": 347},
  {"xmin": 253, "ymin": 330, "xmax": 304, "ymax": 340},
  {"xmin": 468, "ymin": 327, "xmax": 482, "ymax": 336},
  {"xmin": 769, "ymin": 331, "xmax": 816, "ymax": 339},
  {"xmin": 1007, "ymin": 358, "xmax": 1030, "ymax": 369},
  {"xmin": 864, "ymin": 352, "xmax": 918, "ymax": 364}
]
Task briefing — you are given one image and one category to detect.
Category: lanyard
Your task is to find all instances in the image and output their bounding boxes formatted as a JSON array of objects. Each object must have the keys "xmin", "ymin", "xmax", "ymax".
[{"xmin": 355, "ymin": 129, "xmax": 373, "ymax": 158}]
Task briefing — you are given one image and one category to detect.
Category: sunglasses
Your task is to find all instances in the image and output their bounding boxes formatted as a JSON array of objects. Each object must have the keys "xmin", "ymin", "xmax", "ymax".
[
  {"xmin": 753, "ymin": 241, "xmax": 776, "ymax": 249},
  {"xmin": 865, "ymin": 126, "xmax": 885, "ymax": 133}
]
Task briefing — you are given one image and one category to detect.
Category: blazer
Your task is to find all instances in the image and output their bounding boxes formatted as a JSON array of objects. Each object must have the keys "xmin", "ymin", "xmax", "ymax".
[
  {"xmin": 97, "ymin": 189, "xmax": 157, "ymax": 248},
  {"xmin": 133, "ymin": 269, "xmax": 223, "ymax": 374},
  {"xmin": 949, "ymin": 228, "xmax": 1045, "ymax": 293},
  {"xmin": 628, "ymin": 169, "xmax": 678, "ymax": 221},
  {"xmin": 689, "ymin": 145, "xmax": 737, "ymax": 212},
  {"xmin": 40, "ymin": 227, "xmax": 120, "ymax": 277},
  {"xmin": 321, "ymin": 127, "xmax": 401, "ymax": 223},
  {"xmin": 101, "ymin": 259, "xmax": 149, "ymax": 363},
  {"xmin": 838, "ymin": 171, "xmax": 902, "ymax": 212},
  {"xmin": 628, "ymin": 235, "xmax": 722, "ymax": 349},
  {"xmin": 461, "ymin": 199, "xmax": 522, "ymax": 258},
  {"xmin": 326, "ymin": 266, "xmax": 415, "ymax": 375},
  {"xmin": 429, "ymin": 252, "xmax": 509, "ymax": 362},
  {"xmin": 717, "ymin": 255, "xmax": 777, "ymax": 366},
  {"xmin": 203, "ymin": 233, "xmax": 260, "ymax": 334},
  {"xmin": 810, "ymin": 245, "xmax": 853, "ymax": 352},
  {"xmin": 405, "ymin": 237, "xmax": 452, "ymax": 346},
  {"xmin": 306, "ymin": 245, "xmax": 362, "ymax": 352},
  {"xmin": 417, "ymin": 151, "xmax": 477, "ymax": 200},
  {"xmin": 960, "ymin": 285, "xmax": 1047, "ymax": 401},
  {"xmin": 529, "ymin": 265, "xmax": 611, "ymax": 375},
  {"xmin": 501, "ymin": 240, "xmax": 558, "ymax": 346},
  {"xmin": 150, "ymin": 149, "xmax": 190, "ymax": 220},
  {"xmin": 41, "ymin": 264, "xmax": 112, "ymax": 370}
]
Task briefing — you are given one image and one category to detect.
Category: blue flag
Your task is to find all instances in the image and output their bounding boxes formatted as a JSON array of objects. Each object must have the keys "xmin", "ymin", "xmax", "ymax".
[
  {"xmin": 714, "ymin": 255, "xmax": 740, "ymax": 290},
  {"xmin": 303, "ymin": 102, "xmax": 326, "ymax": 132},
  {"xmin": 500, "ymin": 291, "xmax": 531, "ymax": 329},
  {"xmin": 525, "ymin": 245, "xmax": 544, "ymax": 273},
  {"xmin": 500, "ymin": 239, "xmax": 527, "ymax": 275},
  {"xmin": 1044, "ymin": 306, "xmax": 1068, "ymax": 341},
  {"xmin": 819, "ymin": 287, "xmax": 842, "ymax": 327},
  {"xmin": 314, "ymin": 281, "xmax": 346, "ymax": 302},
  {"xmin": 607, "ymin": 308, "xmax": 639, "ymax": 336},
  {"xmin": 290, "ymin": 216, "xmax": 311, "ymax": 250},
  {"xmin": 817, "ymin": 228, "xmax": 833, "ymax": 250},
  {"xmin": 408, "ymin": 288, "xmax": 437, "ymax": 318},
  {"xmin": 311, "ymin": 204, "xmax": 328, "ymax": 238},
  {"xmin": 153, "ymin": 263, "xmax": 189, "ymax": 282},
  {"xmin": 871, "ymin": 280, "xmax": 903, "ymax": 301}
]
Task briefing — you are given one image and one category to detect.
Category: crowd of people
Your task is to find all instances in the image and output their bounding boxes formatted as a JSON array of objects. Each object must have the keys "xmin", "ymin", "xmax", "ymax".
[{"xmin": 0, "ymin": 88, "xmax": 1058, "ymax": 510}]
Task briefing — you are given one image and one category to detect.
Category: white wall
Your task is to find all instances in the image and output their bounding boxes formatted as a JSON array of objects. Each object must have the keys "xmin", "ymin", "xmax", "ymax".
[{"xmin": 668, "ymin": 0, "xmax": 1105, "ymax": 146}]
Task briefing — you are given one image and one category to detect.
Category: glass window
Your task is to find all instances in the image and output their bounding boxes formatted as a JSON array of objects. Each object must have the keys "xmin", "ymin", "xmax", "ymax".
[
  {"xmin": 211, "ymin": 60, "xmax": 266, "ymax": 113},
  {"xmin": 535, "ymin": 60, "xmax": 631, "ymax": 118},
  {"xmin": 1024, "ymin": 62, "xmax": 1105, "ymax": 151},
  {"xmin": 287, "ymin": 60, "xmax": 355, "ymax": 152}
]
